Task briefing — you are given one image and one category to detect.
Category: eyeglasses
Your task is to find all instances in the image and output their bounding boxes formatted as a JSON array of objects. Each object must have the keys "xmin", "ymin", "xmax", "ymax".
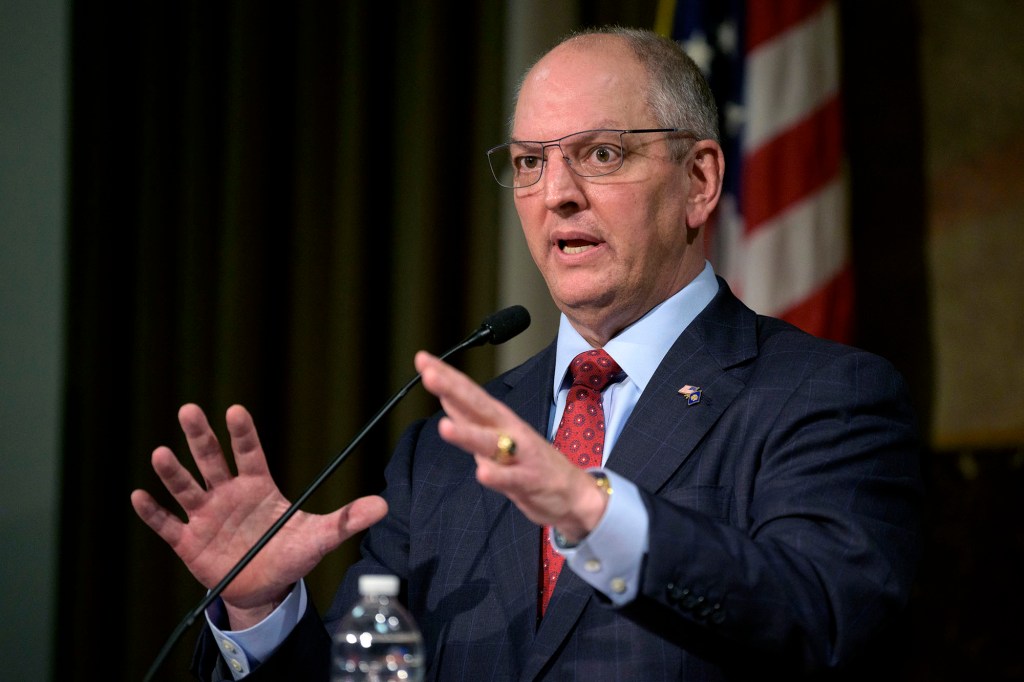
[{"xmin": 486, "ymin": 128, "xmax": 694, "ymax": 189}]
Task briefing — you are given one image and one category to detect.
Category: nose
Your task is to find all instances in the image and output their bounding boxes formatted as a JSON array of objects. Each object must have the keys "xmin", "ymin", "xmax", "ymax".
[{"xmin": 541, "ymin": 148, "xmax": 586, "ymax": 211}]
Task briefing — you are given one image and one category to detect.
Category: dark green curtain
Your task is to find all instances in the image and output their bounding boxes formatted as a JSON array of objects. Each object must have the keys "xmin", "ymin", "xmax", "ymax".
[{"xmin": 59, "ymin": 3, "xmax": 506, "ymax": 679}]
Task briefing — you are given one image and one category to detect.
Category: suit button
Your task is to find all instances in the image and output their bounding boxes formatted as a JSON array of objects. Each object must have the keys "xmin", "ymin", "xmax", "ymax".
[
  {"xmin": 681, "ymin": 593, "xmax": 701, "ymax": 610},
  {"xmin": 666, "ymin": 583, "xmax": 689, "ymax": 604},
  {"xmin": 710, "ymin": 603, "xmax": 726, "ymax": 624}
]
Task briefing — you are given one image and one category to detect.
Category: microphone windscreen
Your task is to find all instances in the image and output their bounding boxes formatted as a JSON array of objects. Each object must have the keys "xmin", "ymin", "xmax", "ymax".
[{"xmin": 482, "ymin": 305, "xmax": 531, "ymax": 345}]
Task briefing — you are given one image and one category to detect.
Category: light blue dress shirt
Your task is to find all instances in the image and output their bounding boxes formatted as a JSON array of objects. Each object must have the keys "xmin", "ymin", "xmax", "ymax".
[
  {"xmin": 548, "ymin": 261, "xmax": 718, "ymax": 604},
  {"xmin": 209, "ymin": 261, "xmax": 719, "ymax": 677}
]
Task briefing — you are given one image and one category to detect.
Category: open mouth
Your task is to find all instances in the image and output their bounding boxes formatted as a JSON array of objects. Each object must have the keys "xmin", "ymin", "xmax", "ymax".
[{"xmin": 559, "ymin": 239, "xmax": 598, "ymax": 255}]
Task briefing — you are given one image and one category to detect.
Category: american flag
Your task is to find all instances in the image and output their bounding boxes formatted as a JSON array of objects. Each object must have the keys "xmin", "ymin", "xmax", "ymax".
[{"xmin": 657, "ymin": 0, "xmax": 853, "ymax": 342}]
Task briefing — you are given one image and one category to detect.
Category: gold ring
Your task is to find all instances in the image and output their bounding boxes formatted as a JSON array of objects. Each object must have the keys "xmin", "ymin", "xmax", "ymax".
[{"xmin": 495, "ymin": 433, "xmax": 517, "ymax": 464}]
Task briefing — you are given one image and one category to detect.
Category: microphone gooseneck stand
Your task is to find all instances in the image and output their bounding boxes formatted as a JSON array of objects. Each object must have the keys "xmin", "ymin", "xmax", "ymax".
[{"xmin": 142, "ymin": 305, "xmax": 530, "ymax": 681}]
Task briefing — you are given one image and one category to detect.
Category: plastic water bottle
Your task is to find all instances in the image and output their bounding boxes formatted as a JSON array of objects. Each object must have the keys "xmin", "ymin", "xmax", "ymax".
[{"xmin": 330, "ymin": 574, "xmax": 425, "ymax": 682}]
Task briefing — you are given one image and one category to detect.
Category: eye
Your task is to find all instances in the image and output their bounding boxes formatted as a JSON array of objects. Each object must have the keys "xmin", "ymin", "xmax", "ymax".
[
  {"xmin": 508, "ymin": 142, "xmax": 544, "ymax": 175},
  {"xmin": 582, "ymin": 143, "xmax": 623, "ymax": 168},
  {"xmin": 515, "ymin": 154, "xmax": 542, "ymax": 171},
  {"xmin": 592, "ymin": 145, "xmax": 618, "ymax": 164}
]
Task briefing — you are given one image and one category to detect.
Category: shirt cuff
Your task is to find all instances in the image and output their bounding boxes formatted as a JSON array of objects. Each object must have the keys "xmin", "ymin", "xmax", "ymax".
[
  {"xmin": 205, "ymin": 581, "xmax": 307, "ymax": 679},
  {"xmin": 554, "ymin": 469, "xmax": 649, "ymax": 605}
]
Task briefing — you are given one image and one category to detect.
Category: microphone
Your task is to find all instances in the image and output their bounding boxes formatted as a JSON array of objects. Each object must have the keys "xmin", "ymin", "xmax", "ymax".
[
  {"xmin": 142, "ymin": 305, "xmax": 531, "ymax": 681},
  {"xmin": 451, "ymin": 304, "xmax": 531, "ymax": 350}
]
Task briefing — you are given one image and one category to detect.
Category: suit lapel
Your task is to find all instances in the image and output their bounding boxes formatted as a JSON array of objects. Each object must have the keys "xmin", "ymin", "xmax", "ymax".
[
  {"xmin": 609, "ymin": 283, "xmax": 757, "ymax": 493},
  {"xmin": 520, "ymin": 281, "xmax": 759, "ymax": 681}
]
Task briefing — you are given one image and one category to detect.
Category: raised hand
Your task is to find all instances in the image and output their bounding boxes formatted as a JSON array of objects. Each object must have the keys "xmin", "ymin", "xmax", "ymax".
[
  {"xmin": 414, "ymin": 351, "xmax": 606, "ymax": 543},
  {"xmin": 130, "ymin": 403, "xmax": 388, "ymax": 629}
]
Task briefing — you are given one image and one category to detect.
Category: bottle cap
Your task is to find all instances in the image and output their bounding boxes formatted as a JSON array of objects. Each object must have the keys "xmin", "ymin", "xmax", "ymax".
[{"xmin": 358, "ymin": 574, "xmax": 400, "ymax": 597}]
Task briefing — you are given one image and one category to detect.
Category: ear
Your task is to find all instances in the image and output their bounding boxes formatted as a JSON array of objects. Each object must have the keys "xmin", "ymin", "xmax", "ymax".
[{"xmin": 685, "ymin": 140, "xmax": 725, "ymax": 228}]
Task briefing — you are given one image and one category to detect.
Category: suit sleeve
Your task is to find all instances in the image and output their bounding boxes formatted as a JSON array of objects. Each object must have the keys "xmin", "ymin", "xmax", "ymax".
[
  {"xmin": 190, "ymin": 600, "xmax": 331, "ymax": 681},
  {"xmin": 631, "ymin": 348, "xmax": 924, "ymax": 674}
]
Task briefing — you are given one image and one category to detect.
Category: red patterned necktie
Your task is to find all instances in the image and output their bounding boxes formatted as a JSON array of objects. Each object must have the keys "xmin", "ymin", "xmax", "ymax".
[{"xmin": 540, "ymin": 348, "xmax": 624, "ymax": 617}]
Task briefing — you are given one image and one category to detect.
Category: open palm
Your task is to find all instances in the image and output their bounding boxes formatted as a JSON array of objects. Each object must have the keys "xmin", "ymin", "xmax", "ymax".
[{"xmin": 130, "ymin": 403, "xmax": 387, "ymax": 622}]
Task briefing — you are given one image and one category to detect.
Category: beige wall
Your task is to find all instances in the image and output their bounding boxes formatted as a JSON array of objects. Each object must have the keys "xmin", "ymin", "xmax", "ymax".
[
  {"xmin": 921, "ymin": 0, "xmax": 1024, "ymax": 448},
  {"xmin": 496, "ymin": 1, "xmax": 579, "ymax": 371}
]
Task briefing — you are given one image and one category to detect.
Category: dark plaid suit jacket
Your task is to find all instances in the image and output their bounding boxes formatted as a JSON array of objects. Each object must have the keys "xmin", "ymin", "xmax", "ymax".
[{"xmin": 195, "ymin": 279, "xmax": 924, "ymax": 681}]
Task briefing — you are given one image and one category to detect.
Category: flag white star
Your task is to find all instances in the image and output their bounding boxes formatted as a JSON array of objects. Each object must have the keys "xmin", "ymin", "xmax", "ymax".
[
  {"xmin": 717, "ymin": 20, "xmax": 738, "ymax": 56},
  {"xmin": 724, "ymin": 101, "xmax": 746, "ymax": 138},
  {"xmin": 681, "ymin": 32, "xmax": 714, "ymax": 76}
]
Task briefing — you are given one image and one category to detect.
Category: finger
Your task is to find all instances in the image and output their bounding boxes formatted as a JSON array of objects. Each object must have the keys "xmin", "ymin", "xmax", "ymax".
[
  {"xmin": 151, "ymin": 445, "xmax": 208, "ymax": 513},
  {"xmin": 130, "ymin": 488, "xmax": 185, "ymax": 548},
  {"xmin": 178, "ymin": 403, "xmax": 233, "ymax": 487},
  {"xmin": 437, "ymin": 415, "xmax": 511, "ymax": 460},
  {"xmin": 224, "ymin": 404, "xmax": 271, "ymax": 478},
  {"xmin": 416, "ymin": 351, "xmax": 511, "ymax": 426}
]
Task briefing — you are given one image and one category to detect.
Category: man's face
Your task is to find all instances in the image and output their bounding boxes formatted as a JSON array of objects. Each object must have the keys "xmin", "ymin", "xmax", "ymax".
[{"xmin": 512, "ymin": 37, "xmax": 703, "ymax": 345}]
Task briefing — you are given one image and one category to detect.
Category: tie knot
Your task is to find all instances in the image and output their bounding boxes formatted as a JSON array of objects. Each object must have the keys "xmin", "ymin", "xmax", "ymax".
[{"xmin": 569, "ymin": 349, "xmax": 623, "ymax": 392}]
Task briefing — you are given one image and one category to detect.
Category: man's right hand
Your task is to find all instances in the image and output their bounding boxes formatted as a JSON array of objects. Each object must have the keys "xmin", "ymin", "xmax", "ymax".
[{"xmin": 130, "ymin": 403, "xmax": 388, "ymax": 630}]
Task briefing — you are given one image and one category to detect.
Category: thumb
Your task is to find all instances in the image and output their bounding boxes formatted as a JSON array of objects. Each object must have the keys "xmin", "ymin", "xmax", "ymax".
[{"xmin": 320, "ymin": 495, "xmax": 388, "ymax": 553}]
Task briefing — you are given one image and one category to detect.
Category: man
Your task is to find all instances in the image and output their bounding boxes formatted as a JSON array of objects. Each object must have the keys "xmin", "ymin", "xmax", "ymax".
[{"xmin": 132, "ymin": 27, "xmax": 923, "ymax": 680}]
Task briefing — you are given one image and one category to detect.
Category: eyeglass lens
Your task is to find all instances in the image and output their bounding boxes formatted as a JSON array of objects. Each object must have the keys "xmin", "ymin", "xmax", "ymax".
[{"xmin": 489, "ymin": 130, "xmax": 627, "ymax": 188}]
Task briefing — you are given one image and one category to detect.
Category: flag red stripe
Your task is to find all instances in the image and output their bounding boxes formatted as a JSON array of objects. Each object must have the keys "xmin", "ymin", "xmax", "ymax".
[
  {"xmin": 740, "ymin": 94, "xmax": 843, "ymax": 233},
  {"xmin": 746, "ymin": 0, "xmax": 831, "ymax": 51},
  {"xmin": 671, "ymin": 2, "xmax": 853, "ymax": 343},
  {"xmin": 779, "ymin": 264, "xmax": 854, "ymax": 342}
]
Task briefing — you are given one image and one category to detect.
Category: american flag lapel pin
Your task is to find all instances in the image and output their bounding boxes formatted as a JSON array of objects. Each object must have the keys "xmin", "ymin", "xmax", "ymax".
[{"xmin": 678, "ymin": 384, "xmax": 702, "ymax": 405}]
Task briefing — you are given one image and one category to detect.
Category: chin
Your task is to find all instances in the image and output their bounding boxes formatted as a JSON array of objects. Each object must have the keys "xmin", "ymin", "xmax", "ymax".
[{"xmin": 555, "ymin": 291, "xmax": 618, "ymax": 316}]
